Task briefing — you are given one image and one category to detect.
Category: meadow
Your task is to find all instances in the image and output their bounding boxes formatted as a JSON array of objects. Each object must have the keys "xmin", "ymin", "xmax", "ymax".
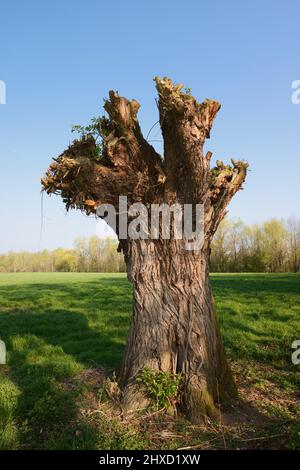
[{"xmin": 0, "ymin": 272, "xmax": 299, "ymax": 450}]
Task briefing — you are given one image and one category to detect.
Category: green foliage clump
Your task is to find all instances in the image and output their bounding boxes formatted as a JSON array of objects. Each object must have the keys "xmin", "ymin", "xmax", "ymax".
[
  {"xmin": 71, "ymin": 116, "xmax": 107, "ymax": 161},
  {"xmin": 137, "ymin": 367, "xmax": 181, "ymax": 410},
  {"xmin": 184, "ymin": 86, "xmax": 192, "ymax": 95}
]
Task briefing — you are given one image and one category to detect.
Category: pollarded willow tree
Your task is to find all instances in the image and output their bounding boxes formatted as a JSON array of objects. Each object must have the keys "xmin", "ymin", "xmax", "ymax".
[{"xmin": 42, "ymin": 77, "xmax": 248, "ymax": 422}]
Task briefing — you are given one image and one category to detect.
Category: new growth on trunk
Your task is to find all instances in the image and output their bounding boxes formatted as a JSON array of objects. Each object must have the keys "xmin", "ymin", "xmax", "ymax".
[{"xmin": 42, "ymin": 77, "xmax": 248, "ymax": 422}]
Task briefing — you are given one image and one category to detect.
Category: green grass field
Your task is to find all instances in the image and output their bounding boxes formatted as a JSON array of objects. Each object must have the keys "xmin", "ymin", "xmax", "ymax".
[{"xmin": 0, "ymin": 273, "xmax": 299, "ymax": 450}]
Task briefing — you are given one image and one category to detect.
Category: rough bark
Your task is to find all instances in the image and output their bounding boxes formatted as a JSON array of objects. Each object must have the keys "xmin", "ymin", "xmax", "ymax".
[
  {"xmin": 41, "ymin": 77, "xmax": 248, "ymax": 422},
  {"xmin": 121, "ymin": 239, "xmax": 237, "ymax": 421}
]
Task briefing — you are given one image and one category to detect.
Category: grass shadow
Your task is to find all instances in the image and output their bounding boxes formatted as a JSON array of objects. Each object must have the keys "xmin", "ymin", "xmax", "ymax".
[
  {"xmin": 0, "ymin": 273, "xmax": 299, "ymax": 449},
  {"xmin": 0, "ymin": 277, "xmax": 131, "ymax": 449}
]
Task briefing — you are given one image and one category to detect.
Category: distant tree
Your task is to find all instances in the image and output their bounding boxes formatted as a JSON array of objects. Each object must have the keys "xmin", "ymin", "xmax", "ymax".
[
  {"xmin": 227, "ymin": 219, "xmax": 248, "ymax": 271},
  {"xmin": 246, "ymin": 224, "xmax": 266, "ymax": 272},
  {"xmin": 53, "ymin": 248, "xmax": 77, "ymax": 272},
  {"xmin": 210, "ymin": 219, "xmax": 231, "ymax": 272},
  {"xmin": 286, "ymin": 217, "xmax": 300, "ymax": 272},
  {"xmin": 74, "ymin": 237, "xmax": 89, "ymax": 272},
  {"xmin": 262, "ymin": 219, "xmax": 288, "ymax": 272}
]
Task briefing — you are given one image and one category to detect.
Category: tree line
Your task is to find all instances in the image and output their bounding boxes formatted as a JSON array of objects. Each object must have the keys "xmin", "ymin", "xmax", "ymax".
[
  {"xmin": 0, "ymin": 217, "xmax": 299, "ymax": 273},
  {"xmin": 0, "ymin": 237, "xmax": 125, "ymax": 273},
  {"xmin": 210, "ymin": 217, "xmax": 300, "ymax": 272}
]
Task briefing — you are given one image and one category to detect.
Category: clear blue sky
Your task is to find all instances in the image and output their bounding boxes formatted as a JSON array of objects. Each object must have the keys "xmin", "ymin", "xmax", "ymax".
[{"xmin": 0, "ymin": 0, "xmax": 299, "ymax": 252}]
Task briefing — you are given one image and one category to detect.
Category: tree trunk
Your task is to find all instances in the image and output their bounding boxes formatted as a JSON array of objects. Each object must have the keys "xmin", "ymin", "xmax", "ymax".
[{"xmin": 120, "ymin": 239, "xmax": 237, "ymax": 422}]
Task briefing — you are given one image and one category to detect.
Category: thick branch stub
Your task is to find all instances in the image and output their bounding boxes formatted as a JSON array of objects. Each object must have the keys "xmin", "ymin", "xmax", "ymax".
[
  {"xmin": 104, "ymin": 91, "xmax": 140, "ymax": 129},
  {"xmin": 154, "ymin": 77, "xmax": 221, "ymax": 202},
  {"xmin": 102, "ymin": 90, "xmax": 165, "ymax": 191},
  {"xmin": 208, "ymin": 159, "xmax": 248, "ymax": 235},
  {"xmin": 154, "ymin": 77, "xmax": 221, "ymax": 139},
  {"xmin": 41, "ymin": 135, "xmax": 135, "ymax": 211}
]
